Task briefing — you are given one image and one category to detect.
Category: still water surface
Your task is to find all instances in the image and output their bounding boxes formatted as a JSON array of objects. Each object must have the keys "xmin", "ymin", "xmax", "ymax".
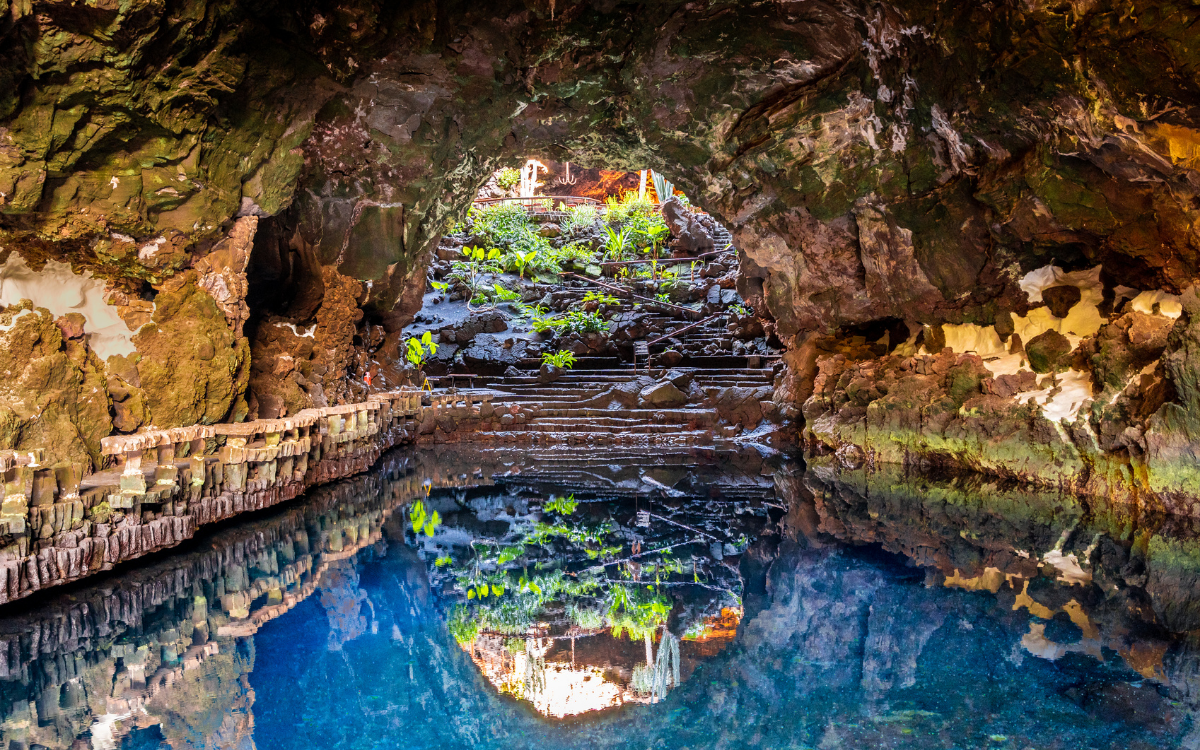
[{"xmin": 1, "ymin": 446, "xmax": 1196, "ymax": 749}]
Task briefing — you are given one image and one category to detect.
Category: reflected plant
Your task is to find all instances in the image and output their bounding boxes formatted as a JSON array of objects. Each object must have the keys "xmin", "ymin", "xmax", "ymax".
[
  {"xmin": 607, "ymin": 584, "xmax": 672, "ymax": 642},
  {"xmin": 544, "ymin": 493, "xmax": 578, "ymax": 514},
  {"xmin": 448, "ymin": 604, "xmax": 480, "ymax": 645},
  {"xmin": 409, "ymin": 499, "xmax": 441, "ymax": 537},
  {"xmin": 568, "ymin": 604, "xmax": 605, "ymax": 631},
  {"xmin": 631, "ymin": 664, "xmax": 656, "ymax": 695}
]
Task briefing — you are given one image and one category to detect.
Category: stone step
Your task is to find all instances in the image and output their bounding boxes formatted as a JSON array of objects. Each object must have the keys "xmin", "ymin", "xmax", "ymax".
[
  {"xmin": 482, "ymin": 423, "xmax": 712, "ymax": 436},
  {"xmin": 532, "ymin": 409, "xmax": 715, "ymax": 421}
]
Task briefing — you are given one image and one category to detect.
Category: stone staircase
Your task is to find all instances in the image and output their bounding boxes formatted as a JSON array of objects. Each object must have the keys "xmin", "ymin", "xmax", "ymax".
[
  {"xmin": 438, "ymin": 365, "xmax": 778, "ymax": 446},
  {"xmin": 711, "ymin": 224, "xmax": 733, "ymax": 250}
]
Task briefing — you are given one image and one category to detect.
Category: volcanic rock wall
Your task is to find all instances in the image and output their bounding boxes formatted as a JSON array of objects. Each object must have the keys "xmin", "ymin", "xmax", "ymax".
[
  {"xmin": 2, "ymin": 1, "xmax": 1200, "ymax": 506},
  {"xmin": 0, "ymin": 449, "xmax": 486, "ymax": 750}
]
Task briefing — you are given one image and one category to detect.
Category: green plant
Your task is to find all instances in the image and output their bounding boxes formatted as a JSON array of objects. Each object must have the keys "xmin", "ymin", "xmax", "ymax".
[
  {"xmin": 552, "ymin": 243, "xmax": 598, "ymax": 266},
  {"xmin": 602, "ymin": 225, "xmax": 632, "ymax": 261},
  {"xmin": 505, "ymin": 249, "xmax": 539, "ymax": 279},
  {"xmin": 497, "ymin": 167, "xmax": 521, "ymax": 189},
  {"xmin": 533, "ymin": 310, "xmax": 607, "ymax": 336},
  {"xmin": 729, "ymin": 303, "xmax": 751, "ymax": 317},
  {"xmin": 655, "ymin": 292, "xmax": 670, "ymax": 303},
  {"xmin": 405, "ymin": 331, "xmax": 439, "ymax": 369},
  {"xmin": 650, "ymin": 170, "xmax": 675, "ymax": 203},
  {"xmin": 491, "ymin": 283, "xmax": 520, "ymax": 302},
  {"xmin": 541, "ymin": 350, "xmax": 577, "ymax": 369},
  {"xmin": 583, "ymin": 291, "xmax": 620, "ymax": 306},
  {"xmin": 544, "ymin": 493, "xmax": 578, "ymax": 514},
  {"xmin": 562, "ymin": 203, "xmax": 600, "ymax": 234},
  {"xmin": 448, "ymin": 246, "xmax": 504, "ymax": 309}
]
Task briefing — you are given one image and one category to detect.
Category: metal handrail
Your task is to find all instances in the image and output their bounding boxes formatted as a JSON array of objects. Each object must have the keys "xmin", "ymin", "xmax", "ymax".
[{"xmin": 472, "ymin": 195, "xmax": 600, "ymax": 207}]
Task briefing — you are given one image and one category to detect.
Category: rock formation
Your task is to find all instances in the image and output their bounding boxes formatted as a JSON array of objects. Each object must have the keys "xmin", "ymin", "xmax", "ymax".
[{"xmin": 0, "ymin": 1, "xmax": 1199, "ymax": 508}]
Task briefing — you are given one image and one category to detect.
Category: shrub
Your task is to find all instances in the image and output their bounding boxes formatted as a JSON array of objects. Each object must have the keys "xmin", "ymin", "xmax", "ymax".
[
  {"xmin": 562, "ymin": 203, "xmax": 600, "ymax": 234},
  {"xmin": 541, "ymin": 350, "xmax": 577, "ymax": 369},
  {"xmin": 497, "ymin": 167, "xmax": 521, "ymax": 189}
]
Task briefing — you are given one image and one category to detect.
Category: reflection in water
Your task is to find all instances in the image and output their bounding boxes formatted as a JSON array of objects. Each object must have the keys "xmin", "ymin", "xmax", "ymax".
[
  {"xmin": 0, "ymin": 447, "xmax": 1198, "ymax": 748},
  {"xmin": 420, "ymin": 446, "xmax": 774, "ymax": 716}
]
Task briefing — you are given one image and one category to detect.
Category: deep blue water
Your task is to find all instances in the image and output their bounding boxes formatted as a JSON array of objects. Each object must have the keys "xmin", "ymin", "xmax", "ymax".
[
  {"xmin": 245, "ymin": 540, "xmax": 1184, "ymax": 750},
  {"xmin": 0, "ymin": 447, "xmax": 1193, "ymax": 750}
]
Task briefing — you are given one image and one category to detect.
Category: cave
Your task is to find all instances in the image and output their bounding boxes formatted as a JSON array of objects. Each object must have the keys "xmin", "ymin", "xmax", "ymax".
[{"xmin": 1, "ymin": 0, "xmax": 1200, "ymax": 746}]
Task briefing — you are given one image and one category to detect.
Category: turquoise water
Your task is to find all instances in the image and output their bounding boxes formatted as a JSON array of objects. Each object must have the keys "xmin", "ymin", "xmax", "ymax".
[{"xmin": 0, "ymin": 447, "xmax": 1193, "ymax": 749}]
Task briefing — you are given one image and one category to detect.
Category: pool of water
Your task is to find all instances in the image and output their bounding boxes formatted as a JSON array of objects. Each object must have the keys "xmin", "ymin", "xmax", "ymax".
[{"xmin": 0, "ymin": 446, "xmax": 1196, "ymax": 749}]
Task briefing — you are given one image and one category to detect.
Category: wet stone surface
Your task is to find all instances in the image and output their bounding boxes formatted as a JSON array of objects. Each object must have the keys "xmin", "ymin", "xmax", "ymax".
[{"xmin": 0, "ymin": 446, "xmax": 1196, "ymax": 749}]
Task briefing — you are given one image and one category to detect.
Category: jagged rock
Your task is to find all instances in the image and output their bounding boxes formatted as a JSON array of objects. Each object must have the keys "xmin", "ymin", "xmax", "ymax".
[
  {"xmin": 0, "ymin": 305, "xmax": 112, "ymax": 468},
  {"xmin": 661, "ymin": 197, "xmax": 715, "ymax": 255},
  {"xmin": 538, "ymin": 364, "xmax": 563, "ymax": 384},
  {"xmin": 639, "ymin": 381, "xmax": 688, "ymax": 408},
  {"xmin": 461, "ymin": 335, "xmax": 528, "ymax": 374},
  {"xmin": 989, "ymin": 371, "xmax": 1038, "ymax": 398},
  {"xmin": 1025, "ymin": 330, "xmax": 1072, "ymax": 374},
  {"xmin": 195, "ymin": 217, "xmax": 257, "ymax": 337},
  {"xmin": 1042, "ymin": 285, "xmax": 1082, "ymax": 318},
  {"xmin": 664, "ymin": 369, "xmax": 695, "ymax": 389}
]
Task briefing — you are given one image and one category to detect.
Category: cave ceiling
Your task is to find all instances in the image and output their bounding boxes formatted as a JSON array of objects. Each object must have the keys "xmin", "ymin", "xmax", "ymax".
[{"xmin": 0, "ymin": 0, "xmax": 1198, "ymax": 336}]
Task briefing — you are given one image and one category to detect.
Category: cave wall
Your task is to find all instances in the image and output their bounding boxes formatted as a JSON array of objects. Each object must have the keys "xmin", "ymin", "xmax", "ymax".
[{"xmin": 2, "ymin": 0, "xmax": 1200, "ymax": 507}]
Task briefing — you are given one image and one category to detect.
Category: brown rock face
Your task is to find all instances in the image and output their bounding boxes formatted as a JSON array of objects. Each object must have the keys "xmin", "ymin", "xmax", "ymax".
[
  {"xmin": 0, "ymin": 306, "xmax": 112, "ymax": 469},
  {"xmin": 195, "ymin": 216, "xmax": 258, "ymax": 337},
  {"xmin": 133, "ymin": 275, "xmax": 251, "ymax": 427}
]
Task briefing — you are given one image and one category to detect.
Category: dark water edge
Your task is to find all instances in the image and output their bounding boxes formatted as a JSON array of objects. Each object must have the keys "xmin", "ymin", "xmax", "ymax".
[{"xmin": 0, "ymin": 445, "xmax": 1196, "ymax": 750}]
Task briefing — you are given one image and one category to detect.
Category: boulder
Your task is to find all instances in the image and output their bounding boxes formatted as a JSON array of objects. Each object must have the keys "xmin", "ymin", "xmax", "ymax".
[
  {"xmin": 461, "ymin": 334, "xmax": 528, "ymax": 374},
  {"xmin": 538, "ymin": 363, "xmax": 563, "ymax": 383},
  {"xmin": 1025, "ymin": 330, "xmax": 1072, "ymax": 373},
  {"xmin": 654, "ymin": 350, "xmax": 683, "ymax": 368},
  {"xmin": 661, "ymin": 197, "xmax": 715, "ymax": 255},
  {"xmin": 639, "ymin": 380, "xmax": 689, "ymax": 408},
  {"xmin": 664, "ymin": 368, "xmax": 695, "ymax": 389}
]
